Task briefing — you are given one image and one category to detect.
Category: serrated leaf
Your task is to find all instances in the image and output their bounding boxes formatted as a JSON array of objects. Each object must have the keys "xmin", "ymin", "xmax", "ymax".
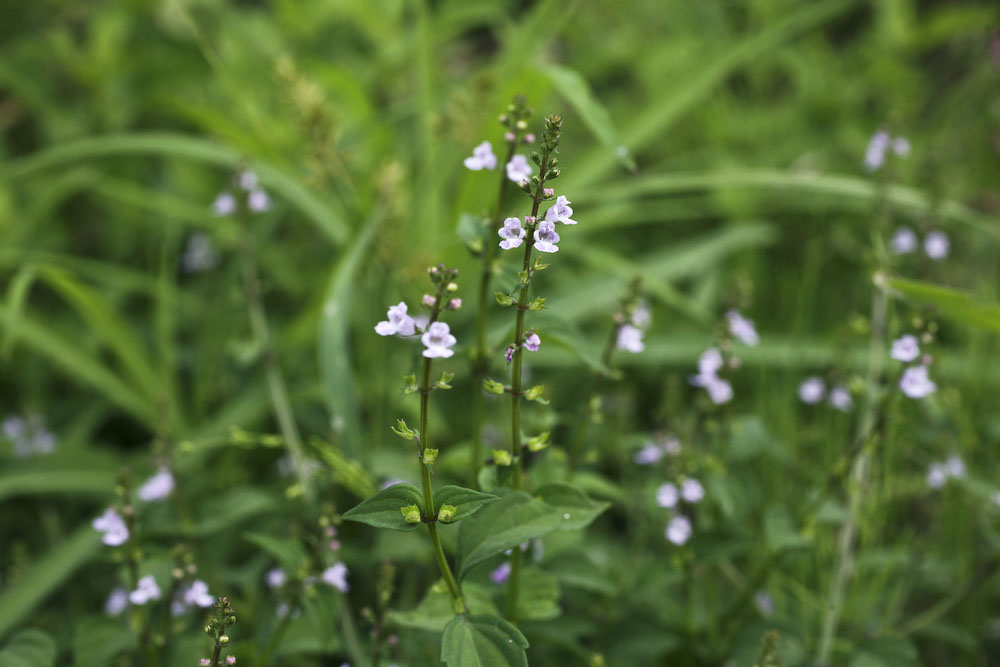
[
  {"xmin": 534, "ymin": 482, "xmax": 610, "ymax": 531},
  {"xmin": 0, "ymin": 628, "xmax": 56, "ymax": 667},
  {"xmin": 441, "ymin": 614, "xmax": 528, "ymax": 667},
  {"xmin": 516, "ymin": 568, "xmax": 561, "ymax": 621},
  {"xmin": 434, "ymin": 486, "xmax": 500, "ymax": 523},
  {"xmin": 342, "ymin": 484, "xmax": 425, "ymax": 531},
  {"xmin": 456, "ymin": 491, "xmax": 562, "ymax": 580},
  {"xmin": 388, "ymin": 583, "xmax": 499, "ymax": 632},
  {"xmin": 242, "ymin": 532, "xmax": 310, "ymax": 574}
]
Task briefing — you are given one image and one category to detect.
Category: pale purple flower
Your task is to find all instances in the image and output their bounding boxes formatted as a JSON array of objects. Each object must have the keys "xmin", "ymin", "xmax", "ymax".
[
  {"xmin": 212, "ymin": 192, "xmax": 236, "ymax": 216},
  {"xmin": 926, "ymin": 463, "xmax": 947, "ymax": 489},
  {"xmin": 665, "ymin": 516, "xmax": 692, "ymax": 546},
  {"xmin": 864, "ymin": 131, "xmax": 890, "ymax": 171},
  {"xmin": 266, "ymin": 567, "xmax": 286, "ymax": 588},
  {"xmin": 93, "ymin": 508, "xmax": 129, "ymax": 547},
  {"xmin": 129, "ymin": 575, "xmax": 161, "ymax": 605},
  {"xmin": 703, "ymin": 377, "xmax": 733, "ymax": 404},
  {"xmin": 183, "ymin": 580, "xmax": 215, "ymax": 608},
  {"xmin": 944, "ymin": 455, "xmax": 966, "ymax": 478},
  {"xmin": 238, "ymin": 170, "xmax": 259, "ymax": 191},
  {"xmin": 533, "ymin": 220, "xmax": 560, "ymax": 253},
  {"xmin": 656, "ymin": 483, "xmax": 679, "ymax": 508},
  {"xmin": 421, "ymin": 322, "xmax": 457, "ymax": 358},
  {"xmin": 248, "ymin": 190, "xmax": 271, "ymax": 212},
  {"xmin": 680, "ymin": 479, "xmax": 704, "ymax": 503},
  {"xmin": 892, "ymin": 137, "xmax": 911, "ymax": 157},
  {"xmin": 828, "ymin": 385, "xmax": 853, "ymax": 412},
  {"xmin": 631, "ymin": 302, "xmax": 651, "ymax": 329},
  {"xmin": 464, "ymin": 141, "xmax": 498, "ymax": 171},
  {"xmin": 226, "ymin": 657, "xmax": 236, "ymax": 665},
  {"xmin": 634, "ymin": 443, "xmax": 664, "ymax": 465},
  {"xmin": 900, "ymin": 365, "xmax": 936, "ymax": 399},
  {"xmin": 3, "ymin": 414, "xmax": 56, "ymax": 458},
  {"xmin": 663, "ymin": 436, "xmax": 681, "ymax": 455},
  {"xmin": 726, "ymin": 310, "xmax": 759, "ymax": 346},
  {"xmin": 523, "ymin": 332, "xmax": 540, "ymax": 352},
  {"xmin": 137, "ymin": 468, "xmax": 175, "ymax": 502},
  {"xmin": 798, "ymin": 377, "xmax": 825, "ymax": 404},
  {"xmin": 105, "ymin": 588, "xmax": 128, "ymax": 616},
  {"xmin": 890, "ymin": 334, "xmax": 920, "ymax": 362},
  {"xmin": 616, "ymin": 324, "xmax": 644, "ymax": 353},
  {"xmin": 322, "ymin": 563, "xmax": 350, "ymax": 592},
  {"xmin": 889, "ymin": 227, "xmax": 918, "ymax": 255},
  {"xmin": 182, "ymin": 234, "xmax": 218, "ymax": 273},
  {"xmin": 491, "ymin": 562, "xmax": 511, "ymax": 585},
  {"xmin": 504, "ymin": 345, "xmax": 516, "ymax": 363},
  {"xmin": 413, "ymin": 314, "xmax": 430, "ymax": 331},
  {"xmin": 924, "ymin": 231, "xmax": 949, "ymax": 260},
  {"xmin": 544, "ymin": 195, "xmax": 577, "ymax": 225},
  {"xmin": 505, "ymin": 155, "xmax": 532, "ymax": 183},
  {"xmin": 697, "ymin": 348, "xmax": 724, "ymax": 376},
  {"xmin": 690, "ymin": 351, "xmax": 733, "ymax": 404},
  {"xmin": 498, "ymin": 217, "xmax": 526, "ymax": 250},
  {"xmin": 375, "ymin": 302, "xmax": 416, "ymax": 337},
  {"xmin": 755, "ymin": 592, "xmax": 775, "ymax": 617}
]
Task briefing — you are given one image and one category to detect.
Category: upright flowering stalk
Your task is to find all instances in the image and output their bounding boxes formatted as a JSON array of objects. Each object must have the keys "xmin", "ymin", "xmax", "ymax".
[{"xmin": 469, "ymin": 97, "xmax": 533, "ymax": 487}]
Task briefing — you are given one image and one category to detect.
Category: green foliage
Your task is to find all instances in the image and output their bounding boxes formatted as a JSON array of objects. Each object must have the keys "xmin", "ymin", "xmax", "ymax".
[
  {"xmin": 433, "ymin": 486, "xmax": 500, "ymax": 523},
  {"xmin": 0, "ymin": 628, "xmax": 56, "ymax": 667},
  {"xmin": 533, "ymin": 482, "xmax": 610, "ymax": 531},
  {"xmin": 441, "ymin": 614, "xmax": 529, "ymax": 667},
  {"xmin": 342, "ymin": 484, "xmax": 426, "ymax": 531}
]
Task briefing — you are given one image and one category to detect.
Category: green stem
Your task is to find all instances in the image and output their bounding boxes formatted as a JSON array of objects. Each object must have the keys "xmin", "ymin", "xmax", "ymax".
[
  {"xmin": 470, "ymin": 140, "xmax": 517, "ymax": 487},
  {"xmin": 209, "ymin": 625, "xmax": 224, "ymax": 667},
  {"xmin": 568, "ymin": 317, "xmax": 620, "ymax": 473},
  {"xmin": 418, "ymin": 297, "xmax": 466, "ymax": 613}
]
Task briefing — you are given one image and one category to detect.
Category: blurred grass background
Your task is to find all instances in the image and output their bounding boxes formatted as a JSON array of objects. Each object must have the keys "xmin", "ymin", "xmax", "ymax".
[{"xmin": 2, "ymin": 0, "xmax": 1000, "ymax": 664}]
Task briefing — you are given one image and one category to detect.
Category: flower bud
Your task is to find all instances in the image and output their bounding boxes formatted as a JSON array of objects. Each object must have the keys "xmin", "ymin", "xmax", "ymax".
[
  {"xmin": 499, "ymin": 114, "xmax": 508, "ymax": 124},
  {"xmin": 422, "ymin": 294, "xmax": 435, "ymax": 307},
  {"xmin": 504, "ymin": 131, "xmax": 516, "ymax": 142},
  {"xmin": 515, "ymin": 119, "xmax": 528, "ymax": 131},
  {"xmin": 543, "ymin": 187, "xmax": 554, "ymax": 197},
  {"xmin": 446, "ymin": 282, "xmax": 458, "ymax": 292},
  {"xmin": 483, "ymin": 378, "xmax": 506, "ymax": 395},
  {"xmin": 447, "ymin": 298, "xmax": 462, "ymax": 310},
  {"xmin": 400, "ymin": 504, "xmax": 422, "ymax": 524},
  {"xmin": 219, "ymin": 635, "xmax": 229, "ymax": 646},
  {"xmin": 524, "ymin": 215, "xmax": 536, "ymax": 224},
  {"xmin": 493, "ymin": 449, "xmax": 512, "ymax": 466},
  {"xmin": 523, "ymin": 133, "xmax": 535, "ymax": 144}
]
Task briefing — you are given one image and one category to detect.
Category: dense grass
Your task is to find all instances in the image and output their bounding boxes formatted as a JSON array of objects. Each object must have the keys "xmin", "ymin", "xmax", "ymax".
[{"xmin": 2, "ymin": 0, "xmax": 999, "ymax": 665}]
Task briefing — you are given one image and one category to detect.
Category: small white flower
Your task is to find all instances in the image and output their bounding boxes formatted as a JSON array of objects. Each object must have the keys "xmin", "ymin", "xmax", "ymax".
[
  {"xmin": 543, "ymin": 195, "xmax": 577, "ymax": 225},
  {"xmin": 464, "ymin": 141, "xmax": 497, "ymax": 171},
  {"xmin": 616, "ymin": 324, "xmax": 644, "ymax": 353},
  {"xmin": 129, "ymin": 575, "xmax": 162, "ymax": 605},
  {"xmin": 726, "ymin": 310, "xmax": 759, "ymax": 346},
  {"xmin": 656, "ymin": 483, "xmax": 679, "ymax": 508},
  {"xmin": 665, "ymin": 516, "xmax": 692, "ymax": 545},
  {"xmin": 505, "ymin": 155, "xmax": 532, "ymax": 183},
  {"xmin": 523, "ymin": 332, "xmax": 541, "ymax": 352},
  {"xmin": 182, "ymin": 580, "xmax": 215, "ymax": 608},
  {"xmin": 3, "ymin": 414, "xmax": 56, "ymax": 458},
  {"xmin": 704, "ymin": 377, "xmax": 733, "ymax": 404},
  {"xmin": 680, "ymin": 479, "xmax": 704, "ymax": 503},
  {"xmin": 926, "ymin": 463, "xmax": 947, "ymax": 489},
  {"xmin": 631, "ymin": 301, "xmax": 651, "ymax": 329},
  {"xmin": 105, "ymin": 588, "xmax": 128, "ymax": 616},
  {"xmin": 238, "ymin": 170, "xmax": 259, "ymax": 191},
  {"xmin": 864, "ymin": 131, "xmax": 890, "ymax": 171},
  {"xmin": 890, "ymin": 334, "xmax": 920, "ymax": 362},
  {"xmin": 889, "ymin": 227, "xmax": 918, "ymax": 255},
  {"xmin": 944, "ymin": 455, "xmax": 965, "ymax": 478},
  {"xmin": 634, "ymin": 443, "xmax": 664, "ymax": 465},
  {"xmin": 498, "ymin": 217, "xmax": 525, "ymax": 250},
  {"xmin": 322, "ymin": 563, "xmax": 349, "ymax": 592},
  {"xmin": 828, "ymin": 385, "xmax": 853, "ymax": 412},
  {"xmin": 137, "ymin": 468, "xmax": 175, "ymax": 502},
  {"xmin": 248, "ymin": 190, "xmax": 271, "ymax": 212},
  {"xmin": 697, "ymin": 348, "xmax": 724, "ymax": 376},
  {"xmin": 798, "ymin": 377, "xmax": 826, "ymax": 404},
  {"xmin": 266, "ymin": 568, "xmax": 287, "ymax": 588},
  {"xmin": 421, "ymin": 322, "xmax": 457, "ymax": 358},
  {"xmin": 924, "ymin": 231, "xmax": 949, "ymax": 260},
  {"xmin": 375, "ymin": 302, "xmax": 416, "ymax": 337},
  {"xmin": 93, "ymin": 508, "xmax": 129, "ymax": 547},
  {"xmin": 212, "ymin": 192, "xmax": 236, "ymax": 217},
  {"xmin": 900, "ymin": 365, "xmax": 936, "ymax": 399},
  {"xmin": 892, "ymin": 137, "xmax": 911, "ymax": 156},
  {"xmin": 533, "ymin": 220, "xmax": 560, "ymax": 253}
]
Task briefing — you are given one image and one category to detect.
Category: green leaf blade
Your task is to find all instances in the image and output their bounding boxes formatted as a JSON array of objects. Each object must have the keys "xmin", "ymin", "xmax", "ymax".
[
  {"xmin": 342, "ymin": 484, "xmax": 425, "ymax": 531},
  {"xmin": 434, "ymin": 486, "xmax": 500, "ymax": 523},
  {"xmin": 441, "ymin": 614, "xmax": 528, "ymax": 667}
]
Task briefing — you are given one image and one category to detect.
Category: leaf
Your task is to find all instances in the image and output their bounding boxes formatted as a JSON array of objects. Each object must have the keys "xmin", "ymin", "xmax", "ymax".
[
  {"xmin": 434, "ymin": 486, "xmax": 501, "ymax": 523},
  {"xmin": 0, "ymin": 469, "xmax": 116, "ymax": 502},
  {"xmin": 515, "ymin": 568, "xmax": 561, "ymax": 621},
  {"xmin": 533, "ymin": 482, "xmax": 610, "ymax": 531},
  {"xmin": 0, "ymin": 628, "xmax": 56, "ymax": 667},
  {"xmin": 388, "ymin": 583, "xmax": 499, "ymax": 632},
  {"xmin": 0, "ymin": 524, "xmax": 101, "ymax": 641},
  {"xmin": 542, "ymin": 64, "xmax": 636, "ymax": 172},
  {"xmin": 441, "ymin": 614, "xmax": 529, "ymax": 667},
  {"xmin": 341, "ymin": 484, "xmax": 426, "ymax": 531},
  {"xmin": 243, "ymin": 532, "xmax": 311, "ymax": 574},
  {"xmin": 456, "ymin": 213, "xmax": 487, "ymax": 252},
  {"xmin": 885, "ymin": 276, "xmax": 1000, "ymax": 333},
  {"xmin": 72, "ymin": 617, "xmax": 137, "ymax": 667},
  {"xmin": 456, "ymin": 490, "xmax": 562, "ymax": 580}
]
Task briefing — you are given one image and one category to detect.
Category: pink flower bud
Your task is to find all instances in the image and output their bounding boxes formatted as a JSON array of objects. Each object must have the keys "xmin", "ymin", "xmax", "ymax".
[
  {"xmin": 447, "ymin": 298, "xmax": 462, "ymax": 310},
  {"xmin": 543, "ymin": 187, "xmax": 554, "ymax": 197},
  {"xmin": 505, "ymin": 345, "xmax": 516, "ymax": 363},
  {"xmin": 524, "ymin": 133, "xmax": 535, "ymax": 144},
  {"xmin": 524, "ymin": 215, "xmax": 536, "ymax": 224},
  {"xmin": 422, "ymin": 294, "xmax": 436, "ymax": 307},
  {"xmin": 329, "ymin": 540, "xmax": 341, "ymax": 551},
  {"xmin": 504, "ymin": 131, "xmax": 516, "ymax": 142}
]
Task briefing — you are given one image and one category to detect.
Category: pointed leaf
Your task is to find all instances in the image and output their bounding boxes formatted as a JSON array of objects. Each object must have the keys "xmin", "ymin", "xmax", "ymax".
[
  {"xmin": 516, "ymin": 568, "xmax": 561, "ymax": 621},
  {"xmin": 0, "ymin": 628, "xmax": 56, "ymax": 667},
  {"xmin": 456, "ymin": 491, "xmax": 561, "ymax": 580},
  {"xmin": 441, "ymin": 614, "xmax": 528, "ymax": 667},
  {"xmin": 434, "ymin": 486, "xmax": 500, "ymax": 523},
  {"xmin": 886, "ymin": 276, "xmax": 1000, "ymax": 334},
  {"xmin": 534, "ymin": 482, "xmax": 611, "ymax": 531},
  {"xmin": 388, "ymin": 583, "xmax": 499, "ymax": 632},
  {"xmin": 342, "ymin": 484, "xmax": 425, "ymax": 531}
]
